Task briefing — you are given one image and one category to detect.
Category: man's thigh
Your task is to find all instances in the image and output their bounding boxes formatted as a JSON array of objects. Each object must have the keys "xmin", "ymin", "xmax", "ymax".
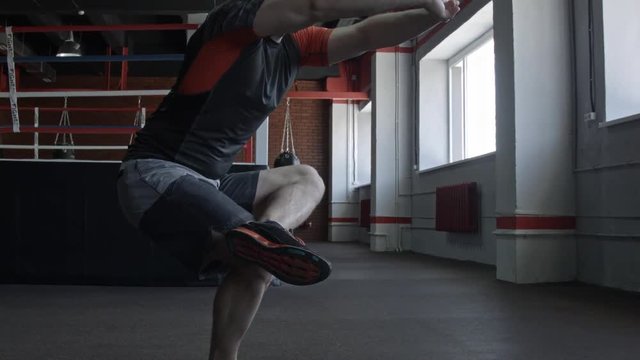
[
  {"xmin": 118, "ymin": 159, "xmax": 254, "ymax": 274},
  {"xmin": 219, "ymin": 170, "xmax": 262, "ymax": 213}
]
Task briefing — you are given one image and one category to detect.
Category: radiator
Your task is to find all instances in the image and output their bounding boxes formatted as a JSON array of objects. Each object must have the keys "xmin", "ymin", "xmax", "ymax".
[
  {"xmin": 435, "ymin": 182, "xmax": 479, "ymax": 233},
  {"xmin": 360, "ymin": 199, "xmax": 371, "ymax": 229}
]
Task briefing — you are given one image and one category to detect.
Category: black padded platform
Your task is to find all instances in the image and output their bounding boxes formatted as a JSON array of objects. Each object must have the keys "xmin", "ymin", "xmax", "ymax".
[{"xmin": 0, "ymin": 160, "xmax": 267, "ymax": 286}]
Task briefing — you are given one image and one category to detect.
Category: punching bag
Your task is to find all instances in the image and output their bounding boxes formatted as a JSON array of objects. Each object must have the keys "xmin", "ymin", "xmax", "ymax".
[
  {"xmin": 274, "ymin": 98, "xmax": 300, "ymax": 168},
  {"xmin": 52, "ymin": 143, "xmax": 75, "ymax": 160},
  {"xmin": 274, "ymin": 151, "xmax": 300, "ymax": 168},
  {"xmin": 53, "ymin": 98, "xmax": 76, "ymax": 160}
]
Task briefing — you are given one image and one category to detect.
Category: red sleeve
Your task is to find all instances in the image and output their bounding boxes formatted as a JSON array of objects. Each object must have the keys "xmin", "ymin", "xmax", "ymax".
[{"xmin": 291, "ymin": 26, "xmax": 333, "ymax": 67}]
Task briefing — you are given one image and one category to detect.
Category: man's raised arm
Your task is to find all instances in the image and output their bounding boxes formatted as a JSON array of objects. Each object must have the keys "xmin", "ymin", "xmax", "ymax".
[
  {"xmin": 253, "ymin": 0, "xmax": 459, "ymax": 37},
  {"xmin": 328, "ymin": 6, "xmax": 458, "ymax": 65}
]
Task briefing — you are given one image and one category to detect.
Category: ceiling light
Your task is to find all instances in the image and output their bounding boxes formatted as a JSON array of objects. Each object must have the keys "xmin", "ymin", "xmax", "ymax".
[{"xmin": 56, "ymin": 32, "xmax": 82, "ymax": 57}]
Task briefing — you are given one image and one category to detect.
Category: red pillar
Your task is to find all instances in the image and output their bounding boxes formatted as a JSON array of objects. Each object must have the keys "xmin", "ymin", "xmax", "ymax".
[
  {"xmin": 243, "ymin": 136, "xmax": 254, "ymax": 163},
  {"xmin": 0, "ymin": 66, "xmax": 6, "ymax": 92},
  {"xmin": 120, "ymin": 47, "xmax": 128, "ymax": 90},
  {"xmin": 105, "ymin": 47, "xmax": 112, "ymax": 90}
]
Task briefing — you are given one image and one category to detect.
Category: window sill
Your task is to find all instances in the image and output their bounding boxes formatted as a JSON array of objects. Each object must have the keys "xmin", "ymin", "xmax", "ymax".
[
  {"xmin": 599, "ymin": 113, "xmax": 640, "ymax": 128},
  {"xmin": 353, "ymin": 183, "xmax": 371, "ymax": 189},
  {"xmin": 418, "ymin": 152, "xmax": 496, "ymax": 175}
]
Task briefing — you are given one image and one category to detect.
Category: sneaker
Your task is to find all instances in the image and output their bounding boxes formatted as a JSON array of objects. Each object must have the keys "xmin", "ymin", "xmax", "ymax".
[{"xmin": 227, "ymin": 221, "xmax": 332, "ymax": 286}]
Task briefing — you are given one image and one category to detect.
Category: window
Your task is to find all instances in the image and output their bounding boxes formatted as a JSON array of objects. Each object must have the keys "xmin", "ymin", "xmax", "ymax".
[
  {"xmin": 354, "ymin": 102, "xmax": 372, "ymax": 186},
  {"xmin": 417, "ymin": 0, "xmax": 494, "ymax": 170},
  {"xmin": 598, "ymin": 0, "xmax": 640, "ymax": 123},
  {"xmin": 449, "ymin": 33, "xmax": 496, "ymax": 161}
]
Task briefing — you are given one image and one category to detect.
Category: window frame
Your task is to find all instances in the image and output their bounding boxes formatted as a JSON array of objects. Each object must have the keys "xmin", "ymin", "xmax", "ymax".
[
  {"xmin": 414, "ymin": 0, "xmax": 494, "ymax": 172},
  {"xmin": 447, "ymin": 29, "xmax": 495, "ymax": 162}
]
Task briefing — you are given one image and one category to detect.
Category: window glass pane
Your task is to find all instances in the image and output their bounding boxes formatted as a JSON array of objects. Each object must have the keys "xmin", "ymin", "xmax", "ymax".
[
  {"xmin": 450, "ymin": 61, "xmax": 464, "ymax": 162},
  {"xmin": 602, "ymin": 0, "xmax": 640, "ymax": 121},
  {"xmin": 357, "ymin": 109, "xmax": 372, "ymax": 185},
  {"xmin": 464, "ymin": 39, "xmax": 496, "ymax": 158}
]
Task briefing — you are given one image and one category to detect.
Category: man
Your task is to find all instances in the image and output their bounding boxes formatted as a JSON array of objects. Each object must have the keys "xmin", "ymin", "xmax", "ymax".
[{"xmin": 117, "ymin": 0, "xmax": 460, "ymax": 358}]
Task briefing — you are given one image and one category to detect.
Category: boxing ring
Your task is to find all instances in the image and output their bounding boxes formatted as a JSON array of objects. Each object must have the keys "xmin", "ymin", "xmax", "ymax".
[
  {"xmin": 0, "ymin": 23, "xmax": 255, "ymax": 285},
  {"xmin": 0, "ymin": 22, "xmax": 367, "ymax": 285}
]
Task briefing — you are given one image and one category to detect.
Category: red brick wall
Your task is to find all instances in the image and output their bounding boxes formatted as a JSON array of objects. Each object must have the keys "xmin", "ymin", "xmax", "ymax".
[{"xmin": 269, "ymin": 80, "xmax": 330, "ymax": 243}]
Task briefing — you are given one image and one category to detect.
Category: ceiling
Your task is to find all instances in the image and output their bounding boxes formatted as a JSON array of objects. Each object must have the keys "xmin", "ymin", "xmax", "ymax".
[
  {"xmin": 0, "ymin": 0, "xmax": 220, "ymax": 15},
  {"xmin": 0, "ymin": 0, "xmax": 344, "ymax": 82}
]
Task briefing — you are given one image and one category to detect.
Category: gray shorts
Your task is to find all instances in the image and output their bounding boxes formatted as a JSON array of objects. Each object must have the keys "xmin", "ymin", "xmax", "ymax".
[{"xmin": 116, "ymin": 158, "xmax": 261, "ymax": 274}]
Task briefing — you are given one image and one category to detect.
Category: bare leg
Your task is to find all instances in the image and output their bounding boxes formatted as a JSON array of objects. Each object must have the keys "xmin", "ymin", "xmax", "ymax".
[
  {"xmin": 209, "ymin": 257, "xmax": 272, "ymax": 360},
  {"xmin": 208, "ymin": 165, "xmax": 325, "ymax": 360},
  {"xmin": 252, "ymin": 165, "xmax": 325, "ymax": 229}
]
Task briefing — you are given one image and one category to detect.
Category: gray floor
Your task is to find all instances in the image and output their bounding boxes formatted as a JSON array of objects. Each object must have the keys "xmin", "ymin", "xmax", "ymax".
[{"xmin": 1, "ymin": 242, "xmax": 640, "ymax": 360}]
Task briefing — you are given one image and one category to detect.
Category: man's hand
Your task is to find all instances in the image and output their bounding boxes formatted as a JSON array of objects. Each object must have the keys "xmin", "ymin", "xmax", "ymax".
[{"xmin": 425, "ymin": 0, "xmax": 461, "ymax": 21}]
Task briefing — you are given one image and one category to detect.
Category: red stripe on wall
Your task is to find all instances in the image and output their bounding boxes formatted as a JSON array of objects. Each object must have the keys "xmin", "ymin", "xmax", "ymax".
[
  {"xmin": 496, "ymin": 216, "xmax": 576, "ymax": 230},
  {"xmin": 330, "ymin": 218, "xmax": 360, "ymax": 223},
  {"xmin": 371, "ymin": 217, "xmax": 412, "ymax": 224}
]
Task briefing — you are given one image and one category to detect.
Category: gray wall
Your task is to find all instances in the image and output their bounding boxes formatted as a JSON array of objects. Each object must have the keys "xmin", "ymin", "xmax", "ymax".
[
  {"xmin": 573, "ymin": 1, "xmax": 640, "ymax": 291},
  {"xmin": 411, "ymin": 155, "xmax": 496, "ymax": 265}
]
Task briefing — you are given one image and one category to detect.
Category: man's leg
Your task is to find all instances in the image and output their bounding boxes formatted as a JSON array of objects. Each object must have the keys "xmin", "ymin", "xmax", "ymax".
[
  {"xmin": 225, "ymin": 164, "xmax": 331, "ymax": 285},
  {"xmin": 208, "ymin": 164, "xmax": 325, "ymax": 360},
  {"xmin": 209, "ymin": 256, "xmax": 272, "ymax": 360},
  {"xmin": 252, "ymin": 164, "xmax": 325, "ymax": 229}
]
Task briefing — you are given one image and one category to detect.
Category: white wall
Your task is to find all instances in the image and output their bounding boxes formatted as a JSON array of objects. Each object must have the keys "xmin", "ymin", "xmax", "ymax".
[
  {"xmin": 511, "ymin": 0, "xmax": 575, "ymax": 217},
  {"xmin": 356, "ymin": 110, "xmax": 372, "ymax": 185},
  {"xmin": 419, "ymin": 59, "xmax": 449, "ymax": 170},
  {"xmin": 492, "ymin": 0, "xmax": 577, "ymax": 284},
  {"xmin": 493, "ymin": 0, "xmax": 516, "ymax": 217},
  {"xmin": 369, "ymin": 52, "xmax": 414, "ymax": 252},
  {"xmin": 329, "ymin": 102, "xmax": 360, "ymax": 243}
]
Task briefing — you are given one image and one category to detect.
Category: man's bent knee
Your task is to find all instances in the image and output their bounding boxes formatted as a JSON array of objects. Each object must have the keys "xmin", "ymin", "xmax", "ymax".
[
  {"xmin": 231, "ymin": 260, "xmax": 274, "ymax": 287},
  {"xmin": 256, "ymin": 165, "xmax": 324, "ymax": 201},
  {"xmin": 294, "ymin": 165, "xmax": 325, "ymax": 200}
]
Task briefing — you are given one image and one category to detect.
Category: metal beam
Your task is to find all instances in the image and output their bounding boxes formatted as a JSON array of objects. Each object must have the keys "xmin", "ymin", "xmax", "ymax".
[
  {"xmin": 0, "ymin": 126, "xmax": 141, "ymax": 135},
  {"xmin": 0, "ymin": 89, "xmax": 169, "ymax": 98},
  {"xmin": 86, "ymin": 14, "xmax": 128, "ymax": 49},
  {"xmin": 0, "ymin": 24, "xmax": 199, "ymax": 33},
  {"xmin": 0, "ymin": 0, "xmax": 218, "ymax": 15},
  {"xmin": 298, "ymin": 65, "xmax": 340, "ymax": 80},
  {"xmin": 27, "ymin": 14, "xmax": 67, "ymax": 44},
  {"xmin": 0, "ymin": 33, "xmax": 56, "ymax": 83},
  {"xmin": 0, "ymin": 90, "xmax": 369, "ymax": 100},
  {"xmin": 2, "ymin": 54, "xmax": 185, "ymax": 63}
]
